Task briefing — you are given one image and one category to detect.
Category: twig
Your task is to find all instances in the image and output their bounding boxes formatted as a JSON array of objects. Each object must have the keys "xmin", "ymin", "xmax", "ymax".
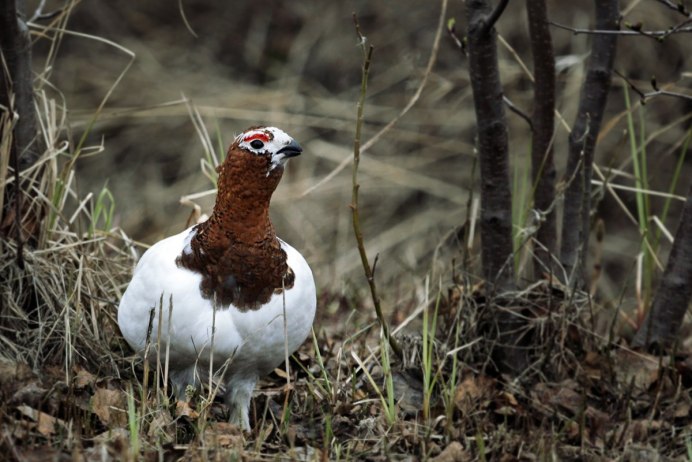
[
  {"xmin": 550, "ymin": 20, "xmax": 692, "ymax": 40},
  {"xmin": 446, "ymin": 18, "xmax": 465, "ymax": 54},
  {"xmin": 503, "ymin": 95, "xmax": 533, "ymax": 130},
  {"xmin": 480, "ymin": 0, "xmax": 510, "ymax": 36},
  {"xmin": 350, "ymin": 14, "xmax": 402, "ymax": 359},
  {"xmin": 615, "ymin": 70, "xmax": 692, "ymax": 105},
  {"xmin": 652, "ymin": 0, "xmax": 690, "ymax": 16},
  {"xmin": 302, "ymin": 0, "xmax": 448, "ymax": 198}
]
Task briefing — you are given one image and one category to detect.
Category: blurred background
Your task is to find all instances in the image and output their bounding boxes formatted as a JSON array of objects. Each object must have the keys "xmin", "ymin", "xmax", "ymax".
[{"xmin": 30, "ymin": 0, "xmax": 691, "ymax": 308}]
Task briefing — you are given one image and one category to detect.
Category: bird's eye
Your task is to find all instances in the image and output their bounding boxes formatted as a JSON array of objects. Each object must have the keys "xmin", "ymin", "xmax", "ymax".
[{"xmin": 250, "ymin": 140, "xmax": 265, "ymax": 150}]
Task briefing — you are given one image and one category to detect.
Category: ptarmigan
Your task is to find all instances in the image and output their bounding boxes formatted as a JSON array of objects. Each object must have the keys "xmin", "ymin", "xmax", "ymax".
[{"xmin": 118, "ymin": 126, "xmax": 316, "ymax": 430}]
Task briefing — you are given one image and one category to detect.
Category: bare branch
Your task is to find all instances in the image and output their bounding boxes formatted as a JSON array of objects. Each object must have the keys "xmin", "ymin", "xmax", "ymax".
[
  {"xmin": 652, "ymin": 0, "xmax": 690, "ymax": 16},
  {"xmin": 551, "ymin": 19, "xmax": 692, "ymax": 41},
  {"xmin": 480, "ymin": 0, "xmax": 510, "ymax": 36},
  {"xmin": 503, "ymin": 95, "xmax": 533, "ymax": 130},
  {"xmin": 615, "ymin": 70, "xmax": 692, "ymax": 105},
  {"xmin": 350, "ymin": 14, "xmax": 403, "ymax": 360}
]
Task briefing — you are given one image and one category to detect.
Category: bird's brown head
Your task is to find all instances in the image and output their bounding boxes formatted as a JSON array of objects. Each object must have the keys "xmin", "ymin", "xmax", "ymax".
[{"xmin": 217, "ymin": 126, "xmax": 303, "ymax": 200}]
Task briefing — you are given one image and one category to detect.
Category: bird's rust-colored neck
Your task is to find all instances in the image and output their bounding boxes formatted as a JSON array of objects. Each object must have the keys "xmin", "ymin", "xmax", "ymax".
[{"xmin": 176, "ymin": 144, "xmax": 295, "ymax": 310}]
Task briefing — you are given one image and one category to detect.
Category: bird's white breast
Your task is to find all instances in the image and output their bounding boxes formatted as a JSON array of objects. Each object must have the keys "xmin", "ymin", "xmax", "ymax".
[{"xmin": 117, "ymin": 227, "xmax": 317, "ymax": 375}]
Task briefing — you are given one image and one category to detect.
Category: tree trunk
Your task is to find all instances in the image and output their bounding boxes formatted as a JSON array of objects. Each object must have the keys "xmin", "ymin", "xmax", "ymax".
[
  {"xmin": 526, "ymin": 0, "xmax": 558, "ymax": 279},
  {"xmin": 632, "ymin": 185, "xmax": 692, "ymax": 350},
  {"xmin": 465, "ymin": 0, "xmax": 526, "ymax": 374},
  {"xmin": 559, "ymin": 0, "xmax": 619, "ymax": 288},
  {"xmin": 465, "ymin": 0, "xmax": 514, "ymax": 292}
]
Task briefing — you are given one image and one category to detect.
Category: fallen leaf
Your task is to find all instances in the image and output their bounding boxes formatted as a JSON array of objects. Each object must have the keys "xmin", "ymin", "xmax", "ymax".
[
  {"xmin": 175, "ymin": 400, "xmax": 199, "ymax": 419},
  {"xmin": 16, "ymin": 405, "xmax": 63, "ymax": 436},
  {"xmin": 674, "ymin": 400, "xmax": 690, "ymax": 418},
  {"xmin": 91, "ymin": 388, "xmax": 127, "ymax": 427},
  {"xmin": 431, "ymin": 441, "xmax": 470, "ymax": 462},
  {"xmin": 612, "ymin": 350, "xmax": 662, "ymax": 392},
  {"xmin": 531, "ymin": 380, "xmax": 583, "ymax": 416},
  {"xmin": 274, "ymin": 367, "xmax": 289, "ymax": 379},
  {"xmin": 454, "ymin": 375, "xmax": 494, "ymax": 414},
  {"xmin": 148, "ymin": 410, "xmax": 174, "ymax": 443},
  {"xmin": 92, "ymin": 427, "xmax": 129, "ymax": 445},
  {"xmin": 0, "ymin": 358, "xmax": 33, "ymax": 388},
  {"xmin": 73, "ymin": 366, "xmax": 96, "ymax": 389}
]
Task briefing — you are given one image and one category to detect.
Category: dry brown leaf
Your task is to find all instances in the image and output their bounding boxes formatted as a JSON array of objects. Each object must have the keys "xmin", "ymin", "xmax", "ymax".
[
  {"xmin": 583, "ymin": 351, "xmax": 603, "ymax": 380},
  {"xmin": 73, "ymin": 366, "xmax": 96, "ymax": 389},
  {"xmin": 496, "ymin": 387, "xmax": 521, "ymax": 415},
  {"xmin": 532, "ymin": 380, "xmax": 584, "ymax": 416},
  {"xmin": 91, "ymin": 388, "xmax": 127, "ymax": 427},
  {"xmin": 16, "ymin": 405, "xmax": 63, "ymax": 436},
  {"xmin": 454, "ymin": 375, "xmax": 493, "ymax": 414},
  {"xmin": 552, "ymin": 380, "xmax": 582, "ymax": 414},
  {"xmin": 148, "ymin": 411, "xmax": 175, "ymax": 443},
  {"xmin": 274, "ymin": 367, "xmax": 289, "ymax": 379},
  {"xmin": 674, "ymin": 400, "xmax": 690, "ymax": 418},
  {"xmin": 431, "ymin": 441, "xmax": 470, "ymax": 462},
  {"xmin": 92, "ymin": 427, "xmax": 129, "ymax": 445},
  {"xmin": 175, "ymin": 400, "xmax": 200, "ymax": 419},
  {"xmin": 0, "ymin": 358, "xmax": 33, "ymax": 388},
  {"xmin": 612, "ymin": 350, "xmax": 662, "ymax": 392}
]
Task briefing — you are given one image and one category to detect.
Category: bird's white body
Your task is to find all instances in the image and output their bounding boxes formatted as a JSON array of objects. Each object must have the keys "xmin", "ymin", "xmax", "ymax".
[{"xmin": 118, "ymin": 226, "xmax": 316, "ymax": 427}]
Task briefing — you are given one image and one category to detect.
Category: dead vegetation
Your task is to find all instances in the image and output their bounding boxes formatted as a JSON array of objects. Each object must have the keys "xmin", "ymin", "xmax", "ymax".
[{"xmin": 1, "ymin": 0, "xmax": 691, "ymax": 460}]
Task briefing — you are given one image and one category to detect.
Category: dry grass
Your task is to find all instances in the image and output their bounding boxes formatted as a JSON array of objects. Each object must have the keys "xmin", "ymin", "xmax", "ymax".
[{"xmin": 1, "ymin": 0, "xmax": 691, "ymax": 460}]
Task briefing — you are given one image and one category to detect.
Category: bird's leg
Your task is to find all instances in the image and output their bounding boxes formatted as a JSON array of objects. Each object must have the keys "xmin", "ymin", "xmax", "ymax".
[
  {"xmin": 225, "ymin": 375, "xmax": 258, "ymax": 430},
  {"xmin": 169, "ymin": 366, "xmax": 199, "ymax": 400}
]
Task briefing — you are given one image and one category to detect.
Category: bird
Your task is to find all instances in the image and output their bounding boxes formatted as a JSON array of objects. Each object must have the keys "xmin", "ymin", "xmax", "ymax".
[{"xmin": 117, "ymin": 126, "xmax": 317, "ymax": 430}]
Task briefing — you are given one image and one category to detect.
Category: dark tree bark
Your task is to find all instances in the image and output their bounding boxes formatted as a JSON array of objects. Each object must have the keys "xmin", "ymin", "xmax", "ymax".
[
  {"xmin": 465, "ymin": 0, "xmax": 514, "ymax": 292},
  {"xmin": 465, "ymin": 0, "xmax": 527, "ymax": 374},
  {"xmin": 559, "ymin": 0, "xmax": 619, "ymax": 287},
  {"xmin": 526, "ymin": 0, "xmax": 558, "ymax": 277},
  {"xmin": 0, "ymin": 0, "xmax": 42, "ymax": 171},
  {"xmin": 632, "ymin": 185, "xmax": 692, "ymax": 350}
]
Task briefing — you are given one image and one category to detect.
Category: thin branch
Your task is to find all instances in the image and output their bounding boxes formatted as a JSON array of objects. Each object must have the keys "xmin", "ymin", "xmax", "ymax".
[
  {"xmin": 480, "ymin": 0, "xmax": 510, "ymax": 36},
  {"xmin": 652, "ymin": 0, "xmax": 690, "ymax": 16},
  {"xmin": 503, "ymin": 95, "xmax": 533, "ymax": 130},
  {"xmin": 642, "ymin": 89, "xmax": 692, "ymax": 102},
  {"xmin": 551, "ymin": 20, "xmax": 692, "ymax": 40},
  {"xmin": 446, "ymin": 17, "xmax": 465, "ymax": 54},
  {"xmin": 615, "ymin": 70, "xmax": 692, "ymax": 105},
  {"xmin": 301, "ymin": 0, "xmax": 448, "ymax": 198},
  {"xmin": 350, "ymin": 14, "xmax": 402, "ymax": 360}
]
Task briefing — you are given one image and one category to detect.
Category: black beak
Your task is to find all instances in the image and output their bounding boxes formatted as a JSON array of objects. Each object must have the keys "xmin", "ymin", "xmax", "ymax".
[{"xmin": 276, "ymin": 139, "xmax": 303, "ymax": 158}]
